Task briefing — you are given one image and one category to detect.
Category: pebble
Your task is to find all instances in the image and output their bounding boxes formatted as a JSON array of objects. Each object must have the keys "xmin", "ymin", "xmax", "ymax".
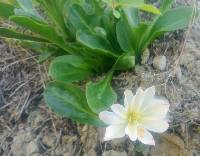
[
  {"xmin": 134, "ymin": 65, "xmax": 146, "ymax": 75},
  {"xmin": 102, "ymin": 150, "xmax": 127, "ymax": 156},
  {"xmin": 26, "ymin": 140, "xmax": 40, "ymax": 156},
  {"xmin": 10, "ymin": 129, "xmax": 40, "ymax": 156},
  {"xmin": 175, "ymin": 66, "xmax": 182, "ymax": 81},
  {"xmin": 153, "ymin": 55, "xmax": 166, "ymax": 71},
  {"xmin": 141, "ymin": 49, "xmax": 150, "ymax": 64}
]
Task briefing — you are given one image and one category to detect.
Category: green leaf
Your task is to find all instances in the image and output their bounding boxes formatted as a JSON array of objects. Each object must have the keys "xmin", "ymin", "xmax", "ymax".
[
  {"xmin": 152, "ymin": 7, "xmax": 193, "ymax": 32},
  {"xmin": 116, "ymin": 18, "xmax": 149, "ymax": 62},
  {"xmin": 110, "ymin": 0, "xmax": 161, "ymax": 15},
  {"xmin": 86, "ymin": 72, "xmax": 117, "ymax": 113},
  {"xmin": 100, "ymin": 9, "xmax": 122, "ymax": 53},
  {"xmin": 0, "ymin": 2, "xmax": 15, "ymax": 18},
  {"xmin": 68, "ymin": 4, "xmax": 94, "ymax": 33},
  {"xmin": 139, "ymin": 4, "xmax": 161, "ymax": 15},
  {"xmin": 139, "ymin": 7, "xmax": 193, "ymax": 51},
  {"xmin": 77, "ymin": 31, "xmax": 112, "ymax": 51},
  {"xmin": 77, "ymin": 31, "xmax": 118, "ymax": 58},
  {"xmin": 44, "ymin": 82, "xmax": 104, "ymax": 126},
  {"xmin": 114, "ymin": 54, "xmax": 135, "ymax": 70},
  {"xmin": 9, "ymin": 15, "xmax": 73, "ymax": 53},
  {"xmin": 138, "ymin": 7, "xmax": 193, "ymax": 61},
  {"xmin": 49, "ymin": 55, "xmax": 92, "ymax": 83},
  {"xmin": 114, "ymin": 0, "xmax": 144, "ymax": 8},
  {"xmin": 38, "ymin": 0, "xmax": 70, "ymax": 38},
  {"xmin": 38, "ymin": 50, "xmax": 55, "ymax": 63},
  {"xmin": 15, "ymin": 0, "xmax": 44, "ymax": 21},
  {"xmin": 113, "ymin": 9, "xmax": 121, "ymax": 19},
  {"xmin": 116, "ymin": 19, "xmax": 135, "ymax": 53},
  {"xmin": 122, "ymin": 7, "xmax": 139, "ymax": 28},
  {"xmin": 20, "ymin": 41, "xmax": 61, "ymax": 63},
  {"xmin": 0, "ymin": 27, "xmax": 48, "ymax": 42},
  {"xmin": 160, "ymin": 0, "xmax": 174, "ymax": 13}
]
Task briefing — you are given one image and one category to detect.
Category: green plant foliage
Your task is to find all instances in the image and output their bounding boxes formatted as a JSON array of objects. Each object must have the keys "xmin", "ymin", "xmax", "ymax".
[
  {"xmin": 44, "ymin": 82, "xmax": 104, "ymax": 126},
  {"xmin": 116, "ymin": 18, "xmax": 136, "ymax": 53},
  {"xmin": 15, "ymin": 0, "xmax": 44, "ymax": 20},
  {"xmin": 114, "ymin": 54, "xmax": 135, "ymax": 70},
  {"xmin": 76, "ymin": 31, "xmax": 118, "ymax": 58},
  {"xmin": 0, "ymin": 0, "xmax": 194, "ymax": 126},
  {"xmin": 49, "ymin": 55, "xmax": 92, "ymax": 83},
  {"xmin": 103, "ymin": 0, "xmax": 161, "ymax": 15},
  {"xmin": 153, "ymin": 7, "xmax": 193, "ymax": 32},
  {"xmin": 10, "ymin": 16, "xmax": 68, "ymax": 51},
  {"xmin": 86, "ymin": 71, "xmax": 117, "ymax": 113},
  {"xmin": 0, "ymin": 27, "xmax": 48, "ymax": 42},
  {"xmin": 139, "ymin": 4, "xmax": 161, "ymax": 15},
  {"xmin": 0, "ymin": 2, "xmax": 15, "ymax": 18},
  {"xmin": 135, "ymin": 6, "xmax": 194, "ymax": 61},
  {"xmin": 116, "ymin": 5, "xmax": 193, "ymax": 62},
  {"xmin": 160, "ymin": 0, "xmax": 174, "ymax": 13}
]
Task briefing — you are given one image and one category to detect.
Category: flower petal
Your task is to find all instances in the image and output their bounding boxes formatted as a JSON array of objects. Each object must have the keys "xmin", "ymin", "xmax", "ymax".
[
  {"xmin": 124, "ymin": 90, "xmax": 134, "ymax": 107},
  {"xmin": 134, "ymin": 88, "xmax": 144, "ymax": 110},
  {"xmin": 142, "ymin": 86, "xmax": 155, "ymax": 104},
  {"xmin": 111, "ymin": 104, "xmax": 126, "ymax": 118},
  {"xmin": 125, "ymin": 124, "xmax": 138, "ymax": 141},
  {"xmin": 142, "ymin": 119, "xmax": 169, "ymax": 133},
  {"xmin": 142, "ymin": 98, "xmax": 169, "ymax": 119},
  {"xmin": 104, "ymin": 124, "xmax": 126, "ymax": 141},
  {"xmin": 137, "ymin": 127, "xmax": 155, "ymax": 145},
  {"xmin": 144, "ymin": 86, "xmax": 155, "ymax": 98},
  {"xmin": 99, "ymin": 111, "xmax": 125, "ymax": 125}
]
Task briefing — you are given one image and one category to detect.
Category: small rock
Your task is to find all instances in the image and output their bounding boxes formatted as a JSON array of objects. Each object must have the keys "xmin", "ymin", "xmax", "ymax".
[
  {"xmin": 84, "ymin": 149, "xmax": 97, "ymax": 156},
  {"xmin": 141, "ymin": 49, "xmax": 150, "ymax": 64},
  {"xmin": 102, "ymin": 150, "xmax": 127, "ymax": 156},
  {"xmin": 179, "ymin": 52, "xmax": 195, "ymax": 65},
  {"xmin": 149, "ymin": 133, "xmax": 186, "ymax": 156},
  {"xmin": 78, "ymin": 125, "xmax": 98, "ymax": 152},
  {"xmin": 55, "ymin": 146, "xmax": 63, "ymax": 156},
  {"xmin": 134, "ymin": 65, "xmax": 146, "ymax": 75},
  {"xmin": 26, "ymin": 140, "xmax": 39, "ymax": 156},
  {"xmin": 111, "ymin": 138, "xmax": 126, "ymax": 151},
  {"xmin": 11, "ymin": 130, "xmax": 35, "ymax": 156},
  {"xmin": 153, "ymin": 55, "xmax": 166, "ymax": 71},
  {"xmin": 27, "ymin": 110, "xmax": 44, "ymax": 128},
  {"xmin": 62, "ymin": 136, "xmax": 77, "ymax": 155},
  {"xmin": 175, "ymin": 66, "xmax": 182, "ymax": 81},
  {"xmin": 42, "ymin": 133, "xmax": 56, "ymax": 148},
  {"xmin": 161, "ymin": 133, "xmax": 184, "ymax": 149},
  {"xmin": 11, "ymin": 136, "xmax": 27, "ymax": 156}
]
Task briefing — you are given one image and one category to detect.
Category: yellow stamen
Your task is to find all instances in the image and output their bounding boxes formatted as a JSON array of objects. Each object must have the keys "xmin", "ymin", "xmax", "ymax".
[{"xmin": 127, "ymin": 110, "xmax": 142, "ymax": 124}]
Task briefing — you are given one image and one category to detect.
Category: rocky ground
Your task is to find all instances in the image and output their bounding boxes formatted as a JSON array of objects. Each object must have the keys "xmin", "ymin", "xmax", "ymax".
[{"xmin": 0, "ymin": 1, "xmax": 200, "ymax": 156}]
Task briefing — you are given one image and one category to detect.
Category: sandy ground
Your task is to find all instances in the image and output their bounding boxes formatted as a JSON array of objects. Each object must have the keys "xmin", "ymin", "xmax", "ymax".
[{"xmin": 0, "ymin": 1, "xmax": 200, "ymax": 156}]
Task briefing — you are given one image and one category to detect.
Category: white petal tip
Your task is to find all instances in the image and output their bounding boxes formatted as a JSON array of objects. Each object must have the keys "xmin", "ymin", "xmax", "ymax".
[
  {"xmin": 129, "ymin": 137, "xmax": 137, "ymax": 142},
  {"xmin": 104, "ymin": 138, "xmax": 109, "ymax": 141},
  {"xmin": 137, "ymin": 87, "xmax": 144, "ymax": 92},
  {"xmin": 148, "ymin": 86, "xmax": 155, "ymax": 90},
  {"xmin": 149, "ymin": 140, "xmax": 155, "ymax": 146},
  {"xmin": 124, "ymin": 90, "xmax": 133, "ymax": 98},
  {"xmin": 104, "ymin": 137, "xmax": 113, "ymax": 141},
  {"xmin": 142, "ymin": 139, "xmax": 156, "ymax": 146},
  {"xmin": 124, "ymin": 89, "xmax": 132, "ymax": 93}
]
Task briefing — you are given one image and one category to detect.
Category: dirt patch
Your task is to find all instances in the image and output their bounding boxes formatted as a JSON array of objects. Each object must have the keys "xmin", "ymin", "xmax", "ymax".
[{"xmin": 0, "ymin": 1, "xmax": 200, "ymax": 156}]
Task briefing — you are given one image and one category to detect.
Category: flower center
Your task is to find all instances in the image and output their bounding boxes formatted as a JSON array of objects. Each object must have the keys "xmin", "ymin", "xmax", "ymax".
[{"xmin": 127, "ymin": 111, "xmax": 142, "ymax": 124}]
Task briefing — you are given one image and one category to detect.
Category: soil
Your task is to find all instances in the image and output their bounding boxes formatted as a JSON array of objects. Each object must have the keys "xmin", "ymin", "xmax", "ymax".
[{"xmin": 0, "ymin": 1, "xmax": 200, "ymax": 156}]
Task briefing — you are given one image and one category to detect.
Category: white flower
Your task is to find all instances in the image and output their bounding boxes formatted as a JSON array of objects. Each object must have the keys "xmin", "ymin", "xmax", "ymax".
[{"xmin": 99, "ymin": 86, "xmax": 169, "ymax": 145}]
